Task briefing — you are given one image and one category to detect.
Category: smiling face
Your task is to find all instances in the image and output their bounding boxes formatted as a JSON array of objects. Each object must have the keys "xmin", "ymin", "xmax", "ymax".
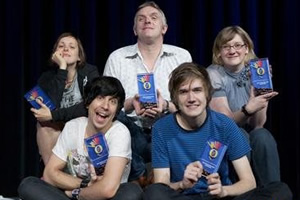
[
  {"xmin": 87, "ymin": 95, "xmax": 118, "ymax": 134},
  {"xmin": 134, "ymin": 5, "xmax": 167, "ymax": 41},
  {"xmin": 56, "ymin": 36, "xmax": 80, "ymax": 65},
  {"xmin": 177, "ymin": 78, "xmax": 208, "ymax": 120},
  {"xmin": 219, "ymin": 34, "xmax": 249, "ymax": 71}
]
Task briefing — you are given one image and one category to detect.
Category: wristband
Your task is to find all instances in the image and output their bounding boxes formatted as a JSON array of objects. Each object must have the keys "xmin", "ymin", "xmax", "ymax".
[
  {"xmin": 241, "ymin": 104, "xmax": 253, "ymax": 117},
  {"xmin": 80, "ymin": 177, "xmax": 90, "ymax": 188},
  {"xmin": 71, "ymin": 188, "xmax": 81, "ymax": 200}
]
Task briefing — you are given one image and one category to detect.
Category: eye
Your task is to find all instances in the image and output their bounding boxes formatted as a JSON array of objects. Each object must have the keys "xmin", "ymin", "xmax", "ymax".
[
  {"xmin": 234, "ymin": 44, "xmax": 242, "ymax": 49},
  {"xmin": 110, "ymin": 98, "xmax": 118, "ymax": 105},
  {"xmin": 222, "ymin": 45, "xmax": 230, "ymax": 51}
]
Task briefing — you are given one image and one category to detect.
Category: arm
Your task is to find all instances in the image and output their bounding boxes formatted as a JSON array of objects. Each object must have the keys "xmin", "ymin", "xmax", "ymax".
[
  {"xmin": 43, "ymin": 154, "xmax": 82, "ymax": 190},
  {"xmin": 216, "ymin": 156, "xmax": 256, "ymax": 197},
  {"xmin": 78, "ymin": 157, "xmax": 129, "ymax": 200},
  {"xmin": 153, "ymin": 161, "xmax": 203, "ymax": 192}
]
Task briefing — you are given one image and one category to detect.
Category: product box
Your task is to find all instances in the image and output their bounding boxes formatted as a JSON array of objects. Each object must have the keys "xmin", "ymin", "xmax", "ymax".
[
  {"xmin": 200, "ymin": 139, "xmax": 227, "ymax": 176},
  {"xmin": 137, "ymin": 73, "xmax": 157, "ymax": 108},
  {"xmin": 249, "ymin": 58, "xmax": 273, "ymax": 96},
  {"xmin": 24, "ymin": 85, "xmax": 56, "ymax": 110},
  {"xmin": 84, "ymin": 133, "xmax": 109, "ymax": 175}
]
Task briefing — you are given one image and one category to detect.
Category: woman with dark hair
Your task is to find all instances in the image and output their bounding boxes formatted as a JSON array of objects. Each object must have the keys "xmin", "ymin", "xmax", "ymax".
[{"xmin": 30, "ymin": 32, "xmax": 99, "ymax": 165}]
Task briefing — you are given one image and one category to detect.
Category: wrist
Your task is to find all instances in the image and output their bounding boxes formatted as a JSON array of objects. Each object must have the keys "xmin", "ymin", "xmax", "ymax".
[
  {"xmin": 80, "ymin": 177, "xmax": 90, "ymax": 188},
  {"xmin": 71, "ymin": 188, "xmax": 81, "ymax": 200},
  {"xmin": 241, "ymin": 104, "xmax": 253, "ymax": 117}
]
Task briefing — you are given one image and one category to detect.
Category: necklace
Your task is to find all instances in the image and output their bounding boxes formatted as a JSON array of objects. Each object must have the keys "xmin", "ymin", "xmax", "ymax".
[{"xmin": 236, "ymin": 66, "xmax": 250, "ymax": 87}]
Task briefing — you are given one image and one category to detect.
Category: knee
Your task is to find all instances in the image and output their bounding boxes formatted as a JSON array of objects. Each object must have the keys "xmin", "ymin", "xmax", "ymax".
[
  {"xmin": 115, "ymin": 182, "xmax": 143, "ymax": 200},
  {"xmin": 143, "ymin": 183, "xmax": 169, "ymax": 200},
  {"xmin": 18, "ymin": 176, "xmax": 40, "ymax": 198},
  {"xmin": 250, "ymin": 128, "xmax": 277, "ymax": 147}
]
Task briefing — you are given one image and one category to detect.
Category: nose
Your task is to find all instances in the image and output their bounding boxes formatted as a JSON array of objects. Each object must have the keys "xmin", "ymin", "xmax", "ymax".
[
  {"xmin": 145, "ymin": 16, "xmax": 151, "ymax": 24},
  {"xmin": 101, "ymin": 98, "xmax": 109, "ymax": 110},
  {"xmin": 63, "ymin": 46, "xmax": 69, "ymax": 51},
  {"xmin": 187, "ymin": 91, "xmax": 196, "ymax": 102}
]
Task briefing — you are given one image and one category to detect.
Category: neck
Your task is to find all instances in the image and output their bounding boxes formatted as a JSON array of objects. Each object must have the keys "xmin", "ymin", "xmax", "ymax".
[
  {"xmin": 224, "ymin": 62, "xmax": 245, "ymax": 73},
  {"xmin": 176, "ymin": 111, "xmax": 207, "ymax": 130},
  {"xmin": 138, "ymin": 40, "xmax": 163, "ymax": 71}
]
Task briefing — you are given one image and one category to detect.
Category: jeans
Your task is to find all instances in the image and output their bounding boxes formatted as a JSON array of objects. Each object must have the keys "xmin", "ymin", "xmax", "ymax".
[
  {"xmin": 143, "ymin": 182, "xmax": 292, "ymax": 200},
  {"xmin": 117, "ymin": 111, "xmax": 151, "ymax": 181},
  {"xmin": 18, "ymin": 176, "xmax": 143, "ymax": 200},
  {"xmin": 248, "ymin": 128, "xmax": 280, "ymax": 186}
]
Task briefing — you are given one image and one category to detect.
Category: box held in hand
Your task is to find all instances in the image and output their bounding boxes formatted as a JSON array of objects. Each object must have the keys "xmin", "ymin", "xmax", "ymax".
[
  {"xmin": 249, "ymin": 58, "xmax": 273, "ymax": 96},
  {"xmin": 24, "ymin": 85, "xmax": 56, "ymax": 110},
  {"xmin": 137, "ymin": 73, "xmax": 157, "ymax": 108}
]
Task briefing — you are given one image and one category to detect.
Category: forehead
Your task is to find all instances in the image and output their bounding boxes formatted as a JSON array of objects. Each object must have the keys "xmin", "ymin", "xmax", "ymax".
[
  {"xmin": 224, "ymin": 34, "xmax": 244, "ymax": 44},
  {"xmin": 179, "ymin": 78, "xmax": 204, "ymax": 89},
  {"xmin": 58, "ymin": 36, "xmax": 78, "ymax": 45},
  {"xmin": 137, "ymin": 6, "xmax": 161, "ymax": 17}
]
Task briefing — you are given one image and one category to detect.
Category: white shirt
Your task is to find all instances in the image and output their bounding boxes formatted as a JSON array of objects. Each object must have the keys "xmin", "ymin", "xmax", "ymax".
[
  {"xmin": 103, "ymin": 43, "xmax": 192, "ymax": 126},
  {"xmin": 53, "ymin": 117, "xmax": 131, "ymax": 183}
]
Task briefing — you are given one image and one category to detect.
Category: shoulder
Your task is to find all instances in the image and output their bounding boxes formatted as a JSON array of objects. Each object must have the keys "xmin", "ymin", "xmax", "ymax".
[
  {"xmin": 163, "ymin": 44, "xmax": 191, "ymax": 56},
  {"xmin": 207, "ymin": 64, "xmax": 224, "ymax": 74},
  {"xmin": 107, "ymin": 120, "xmax": 130, "ymax": 137},
  {"xmin": 153, "ymin": 114, "xmax": 174, "ymax": 129},
  {"xmin": 65, "ymin": 117, "xmax": 88, "ymax": 128},
  {"xmin": 80, "ymin": 63, "xmax": 98, "ymax": 72},
  {"xmin": 108, "ymin": 44, "xmax": 136, "ymax": 58}
]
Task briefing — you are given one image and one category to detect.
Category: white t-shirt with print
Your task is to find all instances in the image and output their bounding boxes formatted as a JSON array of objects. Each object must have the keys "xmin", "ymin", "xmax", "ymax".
[{"xmin": 53, "ymin": 117, "xmax": 131, "ymax": 183}]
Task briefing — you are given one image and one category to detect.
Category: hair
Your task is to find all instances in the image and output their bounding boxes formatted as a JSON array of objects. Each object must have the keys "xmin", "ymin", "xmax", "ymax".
[
  {"xmin": 84, "ymin": 76, "xmax": 125, "ymax": 117},
  {"xmin": 133, "ymin": 1, "xmax": 167, "ymax": 31},
  {"xmin": 51, "ymin": 32, "xmax": 86, "ymax": 68},
  {"xmin": 168, "ymin": 62, "xmax": 213, "ymax": 110},
  {"xmin": 212, "ymin": 26, "xmax": 257, "ymax": 65}
]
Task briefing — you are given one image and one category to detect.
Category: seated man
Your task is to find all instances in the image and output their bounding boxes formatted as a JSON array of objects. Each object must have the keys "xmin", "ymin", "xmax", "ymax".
[
  {"xmin": 18, "ymin": 77, "xmax": 143, "ymax": 200},
  {"xmin": 143, "ymin": 62, "xmax": 292, "ymax": 200}
]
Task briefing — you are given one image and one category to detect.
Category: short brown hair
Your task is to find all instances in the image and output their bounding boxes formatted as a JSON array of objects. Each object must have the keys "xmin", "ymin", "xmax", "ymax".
[
  {"xmin": 51, "ymin": 32, "xmax": 86, "ymax": 68},
  {"xmin": 168, "ymin": 62, "xmax": 213, "ymax": 110}
]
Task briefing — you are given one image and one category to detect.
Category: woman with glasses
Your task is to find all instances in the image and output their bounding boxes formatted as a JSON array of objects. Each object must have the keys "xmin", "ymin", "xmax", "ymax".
[{"xmin": 207, "ymin": 26, "xmax": 280, "ymax": 187}]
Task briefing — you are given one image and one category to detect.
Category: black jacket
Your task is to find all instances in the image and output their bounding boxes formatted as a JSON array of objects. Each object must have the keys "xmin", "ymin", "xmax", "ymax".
[{"xmin": 38, "ymin": 63, "xmax": 99, "ymax": 122}]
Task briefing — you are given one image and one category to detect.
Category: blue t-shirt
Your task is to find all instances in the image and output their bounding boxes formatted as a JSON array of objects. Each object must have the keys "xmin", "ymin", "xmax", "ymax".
[{"xmin": 152, "ymin": 108, "xmax": 251, "ymax": 194}]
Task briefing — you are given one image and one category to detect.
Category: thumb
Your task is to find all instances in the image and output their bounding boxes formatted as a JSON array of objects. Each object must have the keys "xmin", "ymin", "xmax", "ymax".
[{"xmin": 35, "ymin": 98, "xmax": 47, "ymax": 108}]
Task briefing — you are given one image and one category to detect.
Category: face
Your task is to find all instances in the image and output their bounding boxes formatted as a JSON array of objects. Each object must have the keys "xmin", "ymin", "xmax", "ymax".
[
  {"xmin": 56, "ymin": 36, "xmax": 80, "ymax": 65},
  {"xmin": 177, "ymin": 78, "xmax": 207, "ymax": 120},
  {"xmin": 87, "ymin": 95, "xmax": 118, "ymax": 133},
  {"xmin": 219, "ymin": 34, "xmax": 248, "ymax": 69},
  {"xmin": 134, "ymin": 6, "xmax": 167, "ymax": 40}
]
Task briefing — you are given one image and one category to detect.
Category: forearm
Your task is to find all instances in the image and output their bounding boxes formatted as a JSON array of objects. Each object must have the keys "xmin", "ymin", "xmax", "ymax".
[
  {"xmin": 44, "ymin": 169, "xmax": 81, "ymax": 190},
  {"xmin": 248, "ymin": 107, "xmax": 267, "ymax": 128},
  {"xmin": 222, "ymin": 178, "xmax": 256, "ymax": 197},
  {"xmin": 124, "ymin": 97, "xmax": 134, "ymax": 113}
]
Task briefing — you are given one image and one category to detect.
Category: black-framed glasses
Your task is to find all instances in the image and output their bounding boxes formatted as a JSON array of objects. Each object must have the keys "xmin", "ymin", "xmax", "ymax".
[{"xmin": 221, "ymin": 43, "xmax": 246, "ymax": 51}]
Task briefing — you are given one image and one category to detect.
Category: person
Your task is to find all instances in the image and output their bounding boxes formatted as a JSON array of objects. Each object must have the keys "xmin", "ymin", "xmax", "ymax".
[
  {"xmin": 143, "ymin": 62, "xmax": 292, "ymax": 200},
  {"xmin": 30, "ymin": 32, "xmax": 99, "ymax": 165},
  {"xmin": 18, "ymin": 76, "xmax": 143, "ymax": 200},
  {"xmin": 103, "ymin": 1, "xmax": 192, "ymax": 184},
  {"xmin": 206, "ymin": 26, "xmax": 280, "ymax": 186}
]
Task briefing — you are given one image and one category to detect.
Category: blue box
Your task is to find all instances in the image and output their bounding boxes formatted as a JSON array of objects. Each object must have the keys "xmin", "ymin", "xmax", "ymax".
[
  {"xmin": 24, "ymin": 85, "xmax": 56, "ymax": 110},
  {"xmin": 249, "ymin": 58, "xmax": 273, "ymax": 96},
  {"xmin": 84, "ymin": 133, "xmax": 109, "ymax": 175},
  {"xmin": 200, "ymin": 139, "xmax": 227, "ymax": 175},
  {"xmin": 137, "ymin": 73, "xmax": 157, "ymax": 108}
]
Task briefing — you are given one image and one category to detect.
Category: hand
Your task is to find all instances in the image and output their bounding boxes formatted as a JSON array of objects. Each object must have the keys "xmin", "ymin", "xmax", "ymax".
[
  {"xmin": 139, "ymin": 89, "xmax": 166, "ymax": 118},
  {"xmin": 65, "ymin": 190, "xmax": 72, "ymax": 198},
  {"xmin": 181, "ymin": 161, "xmax": 203, "ymax": 189},
  {"xmin": 246, "ymin": 87, "xmax": 278, "ymax": 114},
  {"xmin": 207, "ymin": 173, "xmax": 226, "ymax": 198},
  {"xmin": 52, "ymin": 51, "xmax": 67, "ymax": 70},
  {"xmin": 30, "ymin": 99, "xmax": 53, "ymax": 122}
]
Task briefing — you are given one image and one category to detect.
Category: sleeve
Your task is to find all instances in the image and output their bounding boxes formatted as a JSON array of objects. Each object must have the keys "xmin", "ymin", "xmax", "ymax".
[
  {"xmin": 207, "ymin": 65, "xmax": 227, "ymax": 98},
  {"xmin": 103, "ymin": 52, "xmax": 120, "ymax": 78},
  {"xmin": 51, "ymin": 102, "xmax": 87, "ymax": 122},
  {"xmin": 223, "ymin": 118, "xmax": 251, "ymax": 161},
  {"xmin": 152, "ymin": 124, "xmax": 170, "ymax": 168},
  {"xmin": 38, "ymin": 69, "xmax": 68, "ymax": 106},
  {"xmin": 107, "ymin": 123, "xmax": 131, "ymax": 160},
  {"xmin": 52, "ymin": 122, "xmax": 74, "ymax": 162}
]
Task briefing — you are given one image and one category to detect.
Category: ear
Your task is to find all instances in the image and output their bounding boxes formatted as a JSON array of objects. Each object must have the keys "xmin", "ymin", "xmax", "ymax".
[{"xmin": 162, "ymin": 25, "xmax": 168, "ymax": 35}]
